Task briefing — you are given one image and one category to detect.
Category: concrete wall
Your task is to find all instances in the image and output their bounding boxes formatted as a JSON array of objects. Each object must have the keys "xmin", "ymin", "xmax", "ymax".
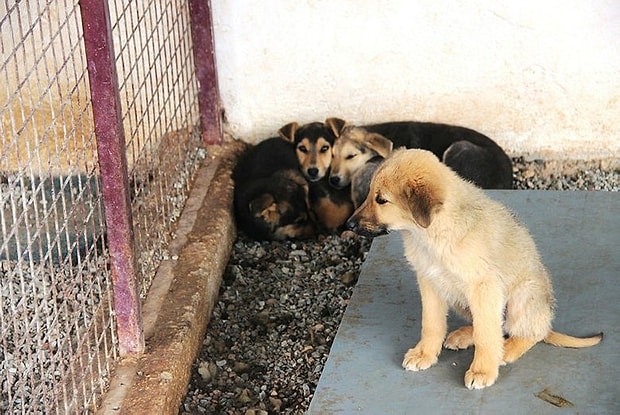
[{"xmin": 211, "ymin": 0, "xmax": 620, "ymax": 159}]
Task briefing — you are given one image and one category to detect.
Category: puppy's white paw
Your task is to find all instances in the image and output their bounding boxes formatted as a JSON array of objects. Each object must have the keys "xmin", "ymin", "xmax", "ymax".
[
  {"xmin": 402, "ymin": 347, "xmax": 438, "ymax": 371},
  {"xmin": 464, "ymin": 367, "xmax": 499, "ymax": 390}
]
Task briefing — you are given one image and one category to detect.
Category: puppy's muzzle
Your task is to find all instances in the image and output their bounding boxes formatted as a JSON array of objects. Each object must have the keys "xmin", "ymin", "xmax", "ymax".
[{"xmin": 346, "ymin": 216, "xmax": 388, "ymax": 238}]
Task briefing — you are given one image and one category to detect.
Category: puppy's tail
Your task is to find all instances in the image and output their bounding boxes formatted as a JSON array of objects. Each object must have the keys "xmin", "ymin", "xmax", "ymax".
[{"xmin": 543, "ymin": 331, "xmax": 603, "ymax": 348}]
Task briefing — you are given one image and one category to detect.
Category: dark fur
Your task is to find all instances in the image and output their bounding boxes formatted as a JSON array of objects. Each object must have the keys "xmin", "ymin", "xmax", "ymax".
[
  {"xmin": 363, "ymin": 121, "xmax": 513, "ymax": 189},
  {"xmin": 233, "ymin": 138, "xmax": 315, "ymax": 240},
  {"xmin": 308, "ymin": 179, "xmax": 354, "ymax": 233},
  {"xmin": 350, "ymin": 155, "xmax": 383, "ymax": 209}
]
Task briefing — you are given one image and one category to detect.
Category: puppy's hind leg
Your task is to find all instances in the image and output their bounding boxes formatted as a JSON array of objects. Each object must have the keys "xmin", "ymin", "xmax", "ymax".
[
  {"xmin": 403, "ymin": 276, "xmax": 449, "ymax": 371},
  {"xmin": 502, "ymin": 336, "xmax": 539, "ymax": 365},
  {"xmin": 444, "ymin": 326, "xmax": 474, "ymax": 350},
  {"xmin": 449, "ymin": 331, "xmax": 540, "ymax": 363},
  {"xmin": 502, "ymin": 279, "xmax": 553, "ymax": 364},
  {"xmin": 444, "ymin": 305, "xmax": 474, "ymax": 350}
]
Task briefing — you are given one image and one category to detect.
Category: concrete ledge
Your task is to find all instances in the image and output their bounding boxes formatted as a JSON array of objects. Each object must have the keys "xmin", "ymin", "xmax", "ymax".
[{"xmin": 99, "ymin": 140, "xmax": 244, "ymax": 414}]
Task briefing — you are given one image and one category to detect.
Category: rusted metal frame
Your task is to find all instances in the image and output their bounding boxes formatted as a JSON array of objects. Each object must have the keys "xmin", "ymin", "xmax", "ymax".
[
  {"xmin": 78, "ymin": 0, "xmax": 144, "ymax": 356},
  {"xmin": 188, "ymin": 0, "xmax": 223, "ymax": 145}
]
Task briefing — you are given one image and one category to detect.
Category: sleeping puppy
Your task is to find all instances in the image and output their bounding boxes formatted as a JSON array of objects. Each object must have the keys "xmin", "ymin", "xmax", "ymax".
[
  {"xmin": 278, "ymin": 118, "xmax": 346, "ymax": 182},
  {"xmin": 233, "ymin": 138, "xmax": 316, "ymax": 240},
  {"xmin": 346, "ymin": 149, "xmax": 602, "ymax": 389},
  {"xmin": 329, "ymin": 122, "xmax": 514, "ymax": 197},
  {"xmin": 329, "ymin": 125, "xmax": 393, "ymax": 190},
  {"xmin": 329, "ymin": 126, "xmax": 393, "ymax": 208}
]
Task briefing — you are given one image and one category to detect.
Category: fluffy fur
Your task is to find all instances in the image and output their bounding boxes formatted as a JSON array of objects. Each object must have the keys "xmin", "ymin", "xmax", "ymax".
[{"xmin": 346, "ymin": 149, "xmax": 602, "ymax": 389}]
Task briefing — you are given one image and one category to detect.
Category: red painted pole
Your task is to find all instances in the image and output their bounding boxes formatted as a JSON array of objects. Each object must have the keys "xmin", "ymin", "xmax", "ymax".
[
  {"xmin": 79, "ymin": 0, "xmax": 144, "ymax": 356},
  {"xmin": 189, "ymin": 0, "xmax": 223, "ymax": 145}
]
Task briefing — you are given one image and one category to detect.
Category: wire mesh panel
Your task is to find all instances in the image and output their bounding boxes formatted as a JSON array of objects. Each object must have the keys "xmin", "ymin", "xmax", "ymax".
[
  {"xmin": 109, "ymin": 0, "xmax": 202, "ymax": 298},
  {"xmin": 1, "ymin": 0, "xmax": 205, "ymax": 412},
  {"xmin": 0, "ymin": 1, "xmax": 115, "ymax": 413}
]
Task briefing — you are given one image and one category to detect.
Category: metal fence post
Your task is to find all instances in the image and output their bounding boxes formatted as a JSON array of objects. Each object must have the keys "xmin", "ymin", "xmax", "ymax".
[
  {"xmin": 79, "ymin": 0, "xmax": 144, "ymax": 356},
  {"xmin": 189, "ymin": 0, "xmax": 223, "ymax": 145}
]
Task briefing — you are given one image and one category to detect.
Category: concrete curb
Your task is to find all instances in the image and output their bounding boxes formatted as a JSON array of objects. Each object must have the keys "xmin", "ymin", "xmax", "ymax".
[{"xmin": 99, "ymin": 140, "xmax": 245, "ymax": 414}]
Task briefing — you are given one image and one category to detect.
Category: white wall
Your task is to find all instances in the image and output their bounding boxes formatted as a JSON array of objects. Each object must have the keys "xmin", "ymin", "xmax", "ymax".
[{"xmin": 211, "ymin": 0, "xmax": 620, "ymax": 159}]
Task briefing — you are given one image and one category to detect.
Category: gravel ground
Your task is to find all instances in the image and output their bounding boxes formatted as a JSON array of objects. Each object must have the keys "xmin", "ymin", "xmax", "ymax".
[{"xmin": 180, "ymin": 158, "xmax": 619, "ymax": 415}]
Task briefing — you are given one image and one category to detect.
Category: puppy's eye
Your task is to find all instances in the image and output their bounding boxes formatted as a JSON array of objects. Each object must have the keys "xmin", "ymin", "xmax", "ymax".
[
  {"xmin": 297, "ymin": 145, "xmax": 308, "ymax": 154},
  {"xmin": 345, "ymin": 154, "xmax": 357, "ymax": 160},
  {"xmin": 320, "ymin": 145, "xmax": 330, "ymax": 153},
  {"xmin": 375, "ymin": 195, "xmax": 388, "ymax": 205}
]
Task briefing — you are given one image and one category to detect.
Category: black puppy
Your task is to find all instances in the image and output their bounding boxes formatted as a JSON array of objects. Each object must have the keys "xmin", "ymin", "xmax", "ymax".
[
  {"xmin": 364, "ymin": 121, "xmax": 513, "ymax": 189},
  {"xmin": 233, "ymin": 138, "xmax": 315, "ymax": 240}
]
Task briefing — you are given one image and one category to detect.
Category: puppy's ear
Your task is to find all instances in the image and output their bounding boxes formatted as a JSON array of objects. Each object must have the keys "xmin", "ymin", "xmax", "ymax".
[
  {"xmin": 365, "ymin": 133, "xmax": 393, "ymax": 158},
  {"xmin": 325, "ymin": 117, "xmax": 347, "ymax": 137},
  {"xmin": 404, "ymin": 183, "xmax": 442, "ymax": 228},
  {"xmin": 278, "ymin": 122, "xmax": 299, "ymax": 142}
]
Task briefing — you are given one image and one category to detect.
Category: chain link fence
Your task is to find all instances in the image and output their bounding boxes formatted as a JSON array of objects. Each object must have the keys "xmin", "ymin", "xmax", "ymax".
[{"xmin": 0, "ymin": 0, "xmax": 216, "ymax": 412}]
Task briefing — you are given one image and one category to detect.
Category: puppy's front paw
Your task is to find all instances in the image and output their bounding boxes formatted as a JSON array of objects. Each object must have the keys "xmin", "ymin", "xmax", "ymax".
[
  {"xmin": 402, "ymin": 346, "xmax": 438, "ymax": 371},
  {"xmin": 464, "ymin": 366, "xmax": 499, "ymax": 390}
]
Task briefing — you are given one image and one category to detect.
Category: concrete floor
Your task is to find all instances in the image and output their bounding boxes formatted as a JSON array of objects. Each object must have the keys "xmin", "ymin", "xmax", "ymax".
[{"xmin": 309, "ymin": 190, "xmax": 619, "ymax": 415}]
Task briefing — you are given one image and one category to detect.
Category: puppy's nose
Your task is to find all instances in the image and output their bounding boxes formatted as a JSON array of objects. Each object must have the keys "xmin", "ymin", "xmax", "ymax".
[
  {"xmin": 345, "ymin": 217, "xmax": 358, "ymax": 231},
  {"xmin": 307, "ymin": 167, "xmax": 319, "ymax": 179},
  {"xmin": 329, "ymin": 176, "xmax": 340, "ymax": 187}
]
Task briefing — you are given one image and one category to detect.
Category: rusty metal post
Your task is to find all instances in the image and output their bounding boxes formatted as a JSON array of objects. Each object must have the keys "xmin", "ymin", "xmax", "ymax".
[
  {"xmin": 79, "ymin": 0, "xmax": 144, "ymax": 356},
  {"xmin": 189, "ymin": 0, "xmax": 223, "ymax": 145}
]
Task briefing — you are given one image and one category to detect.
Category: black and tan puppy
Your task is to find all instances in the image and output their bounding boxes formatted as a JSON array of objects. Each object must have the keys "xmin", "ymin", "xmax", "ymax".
[
  {"xmin": 278, "ymin": 118, "xmax": 353, "ymax": 231},
  {"xmin": 329, "ymin": 122, "xmax": 514, "ymax": 196},
  {"xmin": 233, "ymin": 138, "xmax": 315, "ymax": 240},
  {"xmin": 347, "ymin": 149, "xmax": 602, "ymax": 389},
  {"xmin": 278, "ymin": 118, "xmax": 346, "ymax": 182}
]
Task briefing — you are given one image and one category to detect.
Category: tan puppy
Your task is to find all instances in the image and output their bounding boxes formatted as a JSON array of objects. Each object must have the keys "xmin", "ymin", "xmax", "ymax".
[
  {"xmin": 346, "ymin": 148, "xmax": 602, "ymax": 389},
  {"xmin": 329, "ymin": 125, "xmax": 393, "ymax": 189}
]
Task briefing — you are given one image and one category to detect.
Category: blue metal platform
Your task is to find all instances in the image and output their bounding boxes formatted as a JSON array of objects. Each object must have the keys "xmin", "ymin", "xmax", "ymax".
[{"xmin": 309, "ymin": 191, "xmax": 619, "ymax": 415}]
